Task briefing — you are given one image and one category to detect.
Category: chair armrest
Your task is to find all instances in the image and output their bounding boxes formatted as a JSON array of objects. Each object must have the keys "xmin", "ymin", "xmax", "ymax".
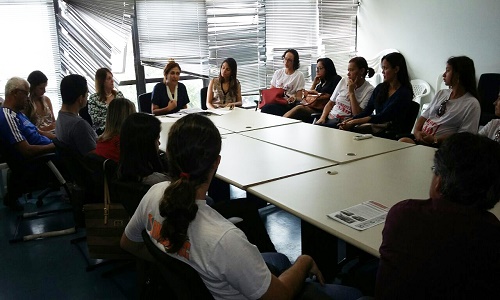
[{"xmin": 311, "ymin": 113, "xmax": 322, "ymax": 124}]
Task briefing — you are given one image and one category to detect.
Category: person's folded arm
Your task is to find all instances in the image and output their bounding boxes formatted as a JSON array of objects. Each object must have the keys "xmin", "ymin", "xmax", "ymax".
[
  {"xmin": 120, "ymin": 233, "xmax": 155, "ymax": 262},
  {"xmin": 14, "ymin": 140, "xmax": 55, "ymax": 159},
  {"xmin": 370, "ymin": 89, "xmax": 412, "ymax": 124}
]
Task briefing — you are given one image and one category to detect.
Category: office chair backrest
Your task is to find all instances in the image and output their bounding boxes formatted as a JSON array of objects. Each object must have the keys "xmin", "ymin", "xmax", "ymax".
[
  {"xmin": 138, "ymin": 92, "xmax": 152, "ymax": 114},
  {"xmin": 400, "ymin": 101, "xmax": 421, "ymax": 134},
  {"xmin": 53, "ymin": 139, "xmax": 105, "ymax": 204},
  {"xmin": 478, "ymin": 73, "xmax": 500, "ymax": 115},
  {"xmin": 104, "ymin": 159, "xmax": 150, "ymax": 216},
  {"xmin": 79, "ymin": 103, "xmax": 93, "ymax": 127},
  {"xmin": 141, "ymin": 230, "xmax": 215, "ymax": 300},
  {"xmin": 200, "ymin": 86, "xmax": 208, "ymax": 110}
]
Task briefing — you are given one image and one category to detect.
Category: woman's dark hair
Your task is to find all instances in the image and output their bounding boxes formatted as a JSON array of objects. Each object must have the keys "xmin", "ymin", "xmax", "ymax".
[
  {"xmin": 349, "ymin": 57, "xmax": 375, "ymax": 78},
  {"xmin": 376, "ymin": 52, "xmax": 413, "ymax": 106},
  {"xmin": 316, "ymin": 58, "xmax": 339, "ymax": 83},
  {"xmin": 95, "ymin": 67, "xmax": 113, "ymax": 102},
  {"xmin": 447, "ymin": 56, "xmax": 478, "ymax": 99},
  {"xmin": 218, "ymin": 58, "xmax": 238, "ymax": 98},
  {"xmin": 282, "ymin": 49, "xmax": 300, "ymax": 70},
  {"xmin": 163, "ymin": 60, "xmax": 181, "ymax": 84},
  {"xmin": 433, "ymin": 132, "xmax": 500, "ymax": 210},
  {"xmin": 27, "ymin": 70, "xmax": 48, "ymax": 94},
  {"xmin": 159, "ymin": 114, "xmax": 221, "ymax": 253},
  {"xmin": 118, "ymin": 113, "xmax": 163, "ymax": 182},
  {"xmin": 26, "ymin": 70, "xmax": 48, "ymax": 123}
]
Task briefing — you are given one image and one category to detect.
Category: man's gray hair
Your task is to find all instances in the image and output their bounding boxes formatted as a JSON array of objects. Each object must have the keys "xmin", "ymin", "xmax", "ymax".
[{"xmin": 5, "ymin": 77, "xmax": 29, "ymax": 96}]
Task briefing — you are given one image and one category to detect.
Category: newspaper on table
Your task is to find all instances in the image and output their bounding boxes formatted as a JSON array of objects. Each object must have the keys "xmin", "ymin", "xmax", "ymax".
[{"xmin": 327, "ymin": 200, "xmax": 389, "ymax": 231}]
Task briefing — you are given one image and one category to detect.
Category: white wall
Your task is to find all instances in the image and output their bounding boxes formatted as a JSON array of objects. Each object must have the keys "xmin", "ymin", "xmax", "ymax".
[{"xmin": 357, "ymin": 0, "xmax": 500, "ymax": 105}]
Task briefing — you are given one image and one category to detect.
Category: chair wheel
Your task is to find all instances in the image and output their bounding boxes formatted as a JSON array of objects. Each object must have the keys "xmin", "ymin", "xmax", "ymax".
[{"xmin": 36, "ymin": 199, "xmax": 43, "ymax": 207}]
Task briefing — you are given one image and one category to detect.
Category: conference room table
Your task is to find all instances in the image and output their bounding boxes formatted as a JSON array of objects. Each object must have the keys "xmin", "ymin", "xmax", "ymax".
[
  {"xmin": 242, "ymin": 122, "xmax": 414, "ymax": 164},
  {"xmin": 205, "ymin": 107, "xmax": 301, "ymax": 133},
  {"xmin": 247, "ymin": 145, "xmax": 437, "ymax": 257},
  {"xmin": 216, "ymin": 134, "xmax": 336, "ymax": 189},
  {"xmin": 158, "ymin": 115, "xmax": 234, "ymax": 152}
]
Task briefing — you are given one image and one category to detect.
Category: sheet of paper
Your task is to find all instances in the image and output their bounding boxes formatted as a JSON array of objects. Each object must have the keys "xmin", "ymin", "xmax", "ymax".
[
  {"xmin": 327, "ymin": 200, "xmax": 389, "ymax": 231},
  {"xmin": 181, "ymin": 108, "xmax": 231, "ymax": 116}
]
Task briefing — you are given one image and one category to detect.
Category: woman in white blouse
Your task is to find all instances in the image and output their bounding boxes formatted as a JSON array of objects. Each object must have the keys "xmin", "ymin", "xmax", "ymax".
[{"xmin": 261, "ymin": 49, "xmax": 305, "ymax": 116}]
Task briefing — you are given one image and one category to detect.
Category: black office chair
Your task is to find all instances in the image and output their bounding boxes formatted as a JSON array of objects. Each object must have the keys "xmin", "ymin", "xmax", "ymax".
[
  {"xmin": 375, "ymin": 101, "xmax": 421, "ymax": 140},
  {"xmin": 79, "ymin": 103, "xmax": 93, "ymax": 127},
  {"xmin": 0, "ymin": 137, "xmax": 68, "ymax": 210},
  {"xmin": 141, "ymin": 229, "xmax": 214, "ymax": 300},
  {"xmin": 138, "ymin": 92, "xmax": 152, "ymax": 114},
  {"xmin": 477, "ymin": 73, "xmax": 500, "ymax": 126},
  {"xmin": 53, "ymin": 139, "xmax": 105, "ymax": 227},
  {"xmin": 104, "ymin": 159, "xmax": 150, "ymax": 216},
  {"xmin": 200, "ymin": 86, "xmax": 208, "ymax": 110},
  {"xmin": 0, "ymin": 137, "xmax": 75, "ymax": 242}
]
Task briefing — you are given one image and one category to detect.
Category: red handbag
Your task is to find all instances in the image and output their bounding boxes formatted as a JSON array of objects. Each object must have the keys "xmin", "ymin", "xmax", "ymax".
[{"xmin": 259, "ymin": 88, "xmax": 288, "ymax": 109}]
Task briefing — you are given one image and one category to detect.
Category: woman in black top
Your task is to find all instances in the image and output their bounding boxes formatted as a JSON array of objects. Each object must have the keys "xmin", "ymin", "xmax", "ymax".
[{"xmin": 283, "ymin": 57, "xmax": 341, "ymax": 122}]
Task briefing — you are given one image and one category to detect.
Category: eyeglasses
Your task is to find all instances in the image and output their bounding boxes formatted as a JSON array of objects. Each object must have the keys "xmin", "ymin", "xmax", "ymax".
[
  {"xmin": 283, "ymin": 58, "xmax": 293, "ymax": 62},
  {"xmin": 495, "ymin": 128, "xmax": 500, "ymax": 142},
  {"xmin": 316, "ymin": 67, "xmax": 324, "ymax": 71},
  {"xmin": 436, "ymin": 99, "xmax": 449, "ymax": 117}
]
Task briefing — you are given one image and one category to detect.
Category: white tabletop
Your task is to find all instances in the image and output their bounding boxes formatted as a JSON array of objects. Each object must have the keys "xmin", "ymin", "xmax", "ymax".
[
  {"xmin": 242, "ymin": 122, "xmax": 414, "ymax": 164},
  {"xmin": 207, "ymin": 108, "xmax": 300, "ymax": 133},
  {"xmin": 217, "ymin": 134, "xmax": 336, "ymax": 189},
  {"xmin": 158, "ymin": 116, "xmax": 232, "ymax": 151},
  {"xmin": 248, "ymin": 145, "xmax": 437, "ymax": 256}
]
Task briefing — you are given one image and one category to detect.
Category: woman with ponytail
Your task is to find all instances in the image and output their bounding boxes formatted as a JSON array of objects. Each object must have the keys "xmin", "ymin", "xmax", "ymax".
[{"xmin": 121, "ymin": 114, "xmax": 362, "ymax": 300}]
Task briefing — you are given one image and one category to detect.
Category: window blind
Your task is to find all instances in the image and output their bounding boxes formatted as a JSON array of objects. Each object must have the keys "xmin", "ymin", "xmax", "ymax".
[
  {"xmin": 0, "ymin": 0, "xmax": 61, "ymax": 112},
  {"xmin": 265, "ymin": 0, "xmax": 319, "ymax": 86},
  {"xmin": 136, "ymin": 0, "xmax": 209, "ymax": 76},
  {"xmin": 57, "ymin": 0, "xmax": 133, "ymax": 94},
  {"xmin": 206, "ymin": 0, "xmax": 266, "ymax": 94},
  {"xmin": 318, "ymin": 0, "xmax": 359, "ymax": 75}
]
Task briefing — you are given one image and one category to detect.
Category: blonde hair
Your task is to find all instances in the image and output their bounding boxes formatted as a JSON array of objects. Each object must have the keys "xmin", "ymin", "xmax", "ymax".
[{"xmin": 98, "ymin": 98, "xmax": 136, "ymax": 142}]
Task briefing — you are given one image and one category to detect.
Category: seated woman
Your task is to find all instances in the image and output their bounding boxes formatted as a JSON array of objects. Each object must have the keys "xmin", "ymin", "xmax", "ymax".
[
  {"xmin": 376, "ymin": 133, "xmax": 500, "ymax": 299},
  {"xmin": 315, "ymin": 57, "xmax": 375, "ymax": 128},
  {"xmin": 339, "ymin": 52, "xmax": 413, "ymax": 134},
  {"xmin": 283, "ymin": 58, "xmax": 342, "ymax": 122},
  {"xmin": 88, "ymin": 68, "xmax": 124, "ymax": 134},
  {"xmin": 25, "ymin": 70, "xmax": 56, "ymax": 133},
  {"xmin": 151, "ymin": 60, "xmax": 190, "ymax": 116},
  {"xmin": 118, "ymin": 113, "xmax": 169, "ymax": 186},
  {"xmin": 400, "ymin": 56, "xmax": 480, "ymax": 147},
  {"xmin": 121, "ymin": 114, "xmax": 362, "ymax": 300},
  {"xmin": 206, "ymin": 58, "xmax": 242, "ymax": 109},
  {"xmin": 95, "ymin": 98, "xmax": 136, "ymax": 162},
  {"xmin": 261, "ymin": 49, "xmax": 305, "ymax": 116},
  {"xmin": 479, "ymin": 91, "xmax": 500, "ymax": 142}
]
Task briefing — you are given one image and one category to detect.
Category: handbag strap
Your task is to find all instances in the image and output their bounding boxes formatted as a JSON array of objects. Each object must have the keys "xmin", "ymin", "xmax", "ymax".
[{"xmin": 103, "ymin": 159, "xmax": 111, "ymax": 225}]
